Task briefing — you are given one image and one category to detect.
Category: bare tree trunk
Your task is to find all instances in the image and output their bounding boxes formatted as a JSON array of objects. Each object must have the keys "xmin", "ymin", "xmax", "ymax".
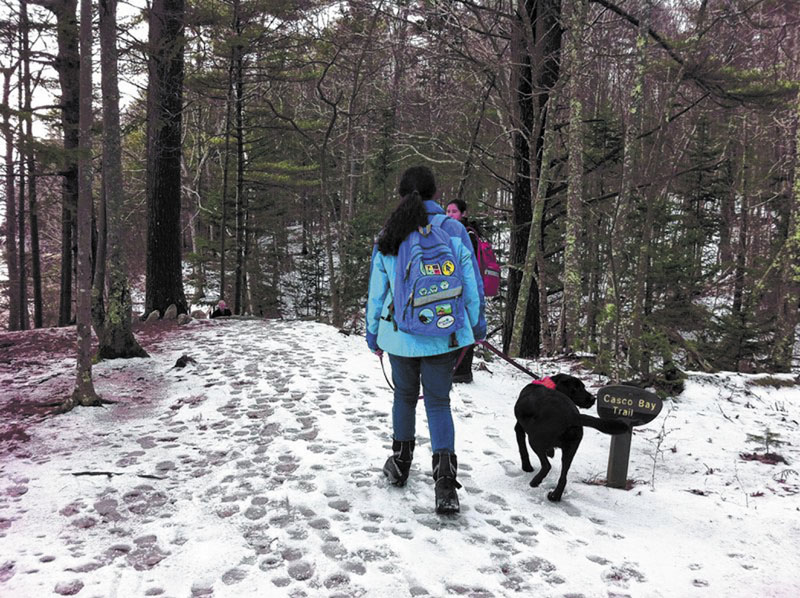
[
  {"xmin": 607, "ymin": 1, "xmax": 649, "ymax": 379},
  {"xmin": 233, "ymin": 2, "xmax": 245, "ymax": 314},
  {"xmin": 65, "ymin": 0, "xmax": 101, "ymax": 409},
  {"xmin": 316, "ymin": 61, "xmax": 341, "ymax": 326},
  {"xmin": 31, "ymin": 0, "xmax": 82, "ymax": 327},
  {"xmin": 769, "ymin": 86, "xmax": 800, "ymax": 371},
  {"xmin": 561, "ymin": 0, "xmax": 587, "ymax": 354},
  {"xmin": 20, "ymin": 0, "xmax": 42, "ymax": 328},
  {"xmin": 730, "ymin": 119, "xmax": 750, "ymax": 371},
  {"xmin": 145, "ymin": 0, "xmax": 188, "ymax": 316},
  {"xmin": 510, "ymin": 103, "xmax": 555, "ymax": 357},
  {"xmin": 97, "ymin": 0, "xmax": 148, "ymax": 359},
  {"xmin": 92, "ymin": 178, "xmax": 107, "ymax": 333},
  {"xmin": 719, "ymin": 145, "xmax": 735, "ymax": 270},
  {"xmin": 503, "ymin": 0, "xmax": 561, "ymax": 358},
  {"xmin": 2, "ymin": 66, "xmax": 20, "ymax": 330},
  {"xmin": 628, "ymin": 187, "xmax": 656, "ymax": 374},
  {"xmin": 219, "ymin": 47, "xmax": 235, "ymax": 302},
  {"xmin": 17, "ymin": 44, "xmax": 28, "ymax": 331},
  {"xmin": 586, "ymin": 210, "xmax": 602, "ymax": 349},
  {"xmin": 183, "ymin": 97, "xmax": 209, "ymax": 304}
]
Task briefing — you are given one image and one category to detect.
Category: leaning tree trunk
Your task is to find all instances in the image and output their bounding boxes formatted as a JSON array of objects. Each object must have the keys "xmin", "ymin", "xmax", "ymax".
[
  {"xmin": 65, "ymin": 0, "xmax": 101, "ymax": 409},
  {"xmin": 97, "ymin": 0, "xmax": 148, "ymax": 359},
  {"xmin": 2, "ymin": 66, "xmax": 20, "ymax": 330},
  {"xmin": 510, "ymin": 102, "xmax": 555, "ymax": 357},
  {"xmin": 145, "ymin": 0, "xmax": 188, "ymax": 317}
]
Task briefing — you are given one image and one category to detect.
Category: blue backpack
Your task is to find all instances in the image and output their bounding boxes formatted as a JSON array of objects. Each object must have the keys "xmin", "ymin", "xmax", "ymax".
[{"xmin": 392, "ymin": 214, "xmax": 465, "ymax": 337}]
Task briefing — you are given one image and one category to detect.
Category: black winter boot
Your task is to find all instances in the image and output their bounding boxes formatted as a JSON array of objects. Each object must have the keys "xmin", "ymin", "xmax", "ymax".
[
  {"xmin": 383, "ymin": 439, "xmax": 415, "ymax": 486},
  {"xmin": 432, "ymin": 451, "xmax": 462, "ymax": 514}
]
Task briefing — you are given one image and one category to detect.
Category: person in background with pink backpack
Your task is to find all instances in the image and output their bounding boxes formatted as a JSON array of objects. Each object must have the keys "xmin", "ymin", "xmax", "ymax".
[{"xmin": 446, "ymin": 199, "xmax": 500, "ymax": 383}]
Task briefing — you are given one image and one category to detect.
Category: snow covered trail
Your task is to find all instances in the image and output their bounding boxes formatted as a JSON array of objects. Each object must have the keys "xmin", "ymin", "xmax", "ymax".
[{"xmin": 1, "ymin": 318, "xmax": 799, "ymax": 597}]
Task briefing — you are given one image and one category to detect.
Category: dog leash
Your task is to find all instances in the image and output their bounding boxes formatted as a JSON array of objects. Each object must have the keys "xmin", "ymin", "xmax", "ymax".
[
  {"xmin": 378, "ymin": 352, "xmax": 395, "ymax": 391},
  {"xmin": 478, "ymin": 339, "xmax": 541, "ymax": 379},
  {"xmin": 378, "ymin": 345, "xmax": 472, "ymax": 395},
  {"xmin": 379, "ymin": 342, "xmax": 537, "ymax": 390}
]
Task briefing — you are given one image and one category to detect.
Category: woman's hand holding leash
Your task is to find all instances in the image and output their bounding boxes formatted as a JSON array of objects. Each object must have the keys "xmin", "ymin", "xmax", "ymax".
[{"xmin": 366, "ymin": 331, "xmax": 382, "ymax": 356}]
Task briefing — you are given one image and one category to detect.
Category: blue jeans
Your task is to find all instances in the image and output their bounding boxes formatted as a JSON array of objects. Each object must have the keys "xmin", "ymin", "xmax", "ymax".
[{"xmin": 388, "ymin": 351, "xmax": 458, "ymax": 453}]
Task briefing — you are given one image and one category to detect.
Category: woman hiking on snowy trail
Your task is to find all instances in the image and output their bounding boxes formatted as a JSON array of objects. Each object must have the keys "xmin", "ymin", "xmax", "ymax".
[{"xmin": 365, "ymin": 165, "xmax": 486, "ymax": 514}]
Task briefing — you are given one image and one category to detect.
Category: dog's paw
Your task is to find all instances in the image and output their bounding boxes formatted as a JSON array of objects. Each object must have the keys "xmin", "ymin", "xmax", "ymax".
[
  {"xmin": 522, "ymin": 464, "xmax": 534, "ymax": 473},
  {"xmin": 546, "ymin": 491, "xmax": 563, "ymax": 502},
  {"xmin": 529, "ymin": 478, "xmax": 541, "ymax": 488}
]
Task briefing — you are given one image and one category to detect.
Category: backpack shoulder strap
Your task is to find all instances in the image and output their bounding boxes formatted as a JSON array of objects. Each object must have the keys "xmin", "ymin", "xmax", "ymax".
[{"xmin": 429, "ymin": 213, "xmax": 448, "ymax": 228}]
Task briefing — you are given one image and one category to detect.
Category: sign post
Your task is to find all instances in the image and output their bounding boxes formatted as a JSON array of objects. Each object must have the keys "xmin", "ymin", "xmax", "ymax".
[
  {"xmin": 596, "ymin": 385, "xmax": 663, "ymax": 490},
  {"xmin": 606, "ymin": 429, "xmax": 633, "ymax": 489}
]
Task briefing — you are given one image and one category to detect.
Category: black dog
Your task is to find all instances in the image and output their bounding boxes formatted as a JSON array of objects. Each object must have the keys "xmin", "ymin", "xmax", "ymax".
[{"xmin": 514, "ymin": 373, "xmax": 629, "ymax": 502}]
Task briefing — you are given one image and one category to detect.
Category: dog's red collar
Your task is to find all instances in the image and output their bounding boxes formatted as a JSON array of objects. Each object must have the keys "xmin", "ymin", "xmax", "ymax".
[{"xmin": 532, "ymin": 377, "xmax": 556, "ymax": 389}]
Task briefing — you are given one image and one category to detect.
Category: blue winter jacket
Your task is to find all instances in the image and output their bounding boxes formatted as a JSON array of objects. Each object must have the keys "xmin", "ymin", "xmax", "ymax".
[{"xmin": 366, "ymin": 201, "xmax": 486, "ymax": 357}]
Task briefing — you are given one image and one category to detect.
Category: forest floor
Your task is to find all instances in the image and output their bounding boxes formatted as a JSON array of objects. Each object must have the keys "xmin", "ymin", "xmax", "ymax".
[{"xmin": 1, "ymin": 318, "xmax": 799, "ymax": 597}]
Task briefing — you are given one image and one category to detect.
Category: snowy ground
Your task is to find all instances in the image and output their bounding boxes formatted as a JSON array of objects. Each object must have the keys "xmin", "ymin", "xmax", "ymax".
[{"xmin": 1, "ymin": 319, "xmax": 799, "ymax": 598}]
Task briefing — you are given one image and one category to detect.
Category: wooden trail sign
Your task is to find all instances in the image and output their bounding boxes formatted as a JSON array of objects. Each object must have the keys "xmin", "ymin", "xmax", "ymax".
[{"xmin": 596, "ymin": 385, "xmax": 663, "ymax": 489}]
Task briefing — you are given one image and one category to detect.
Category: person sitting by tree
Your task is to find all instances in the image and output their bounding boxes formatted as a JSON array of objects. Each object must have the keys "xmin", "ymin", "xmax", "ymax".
[{"xmin": 210, "ymin": 300, "xmax": 232, "ymax": 318}]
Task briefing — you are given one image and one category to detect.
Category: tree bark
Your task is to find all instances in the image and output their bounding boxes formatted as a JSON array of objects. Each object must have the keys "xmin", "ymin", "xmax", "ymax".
[
  {"xmin": 561, "ymin": 0, "xmax": 587, "ymax": 354},
  {"xmin": 20, "ymin": 0, "xmax": 42, "ymax": 328},
  {"xmin": 91, "ymin": 179, "xmax": 107, "ymax": 334},
  {"xmin": 510, "ymin": 101, "xmax": 555, "ymax": 357},
  {"xmin": 233, "ymin": 0, "xmax": 245, "ymax": 314},
  {"xmin": 17, "ymin": 38, "xmax": 28, "ymax": 331},
  {"xmin": 2, "ymin": 66, "xmax": 20, "ymax": 330},
  {"xmin": 97, "ymin": 0, "xmax": 148, "ymax": 359},
  {"xmin": 764, "ymin": 44, "xmax": 800, "ymax": 371},
  {"xmin": 219, "ymin": 46, "xmax": 234, "ymax": 302},
  {"xmin": 503, "ymin": 0, "xmax": 561, "ymax": 358},
  {"xmin": 607, "ymin": 1, "xmax": 649, "ymax": 379},
  {"xmin": 729, "ymin": 118, "xmax": 750, "ymax": 371},
  {"xmin": 32, "ymin": 0, "xmax": 80, "ymax": 327},
  {"xmin": 65, "ymin": 0, "xmax": 101, "ymax": 409},
  {"xmin": 145, "ymin": 0, "xmax": 188, "ymax": 316}
]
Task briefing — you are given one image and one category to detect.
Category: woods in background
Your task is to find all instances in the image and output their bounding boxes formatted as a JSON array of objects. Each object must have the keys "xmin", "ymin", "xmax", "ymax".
[{"xmin": 1, "ymin": 0, "xmax": 798, "ymax": 391}]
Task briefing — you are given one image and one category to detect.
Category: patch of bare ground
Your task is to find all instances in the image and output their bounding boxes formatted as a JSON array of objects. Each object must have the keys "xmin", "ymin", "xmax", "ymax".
[{"xmin": 0, "ymin": 319, "xmax": 216, "ymax": 455}]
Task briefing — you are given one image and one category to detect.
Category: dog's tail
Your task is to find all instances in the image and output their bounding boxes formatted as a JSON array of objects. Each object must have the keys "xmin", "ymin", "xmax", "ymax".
[{"xmin": 579, "ymin": 415, "xmax": 629, "ymax": 435}]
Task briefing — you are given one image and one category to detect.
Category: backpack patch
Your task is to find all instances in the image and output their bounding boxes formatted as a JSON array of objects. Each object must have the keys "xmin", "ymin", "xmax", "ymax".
[
  {"xmin": 468, "ymin": 227, "xmax": 501, "ymax": 297},
  {"xmin": 393, "ymin": 216, "xmax": 465, "ymax": 336}
]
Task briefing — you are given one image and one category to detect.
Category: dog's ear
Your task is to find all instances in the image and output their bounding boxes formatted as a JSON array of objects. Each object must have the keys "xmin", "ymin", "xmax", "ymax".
[{"xmin": 551, "ymin": 373, "xmax": 582, "ymax": 391}]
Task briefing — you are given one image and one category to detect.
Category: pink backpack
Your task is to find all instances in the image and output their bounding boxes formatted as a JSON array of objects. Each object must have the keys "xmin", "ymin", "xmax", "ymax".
[{"xmin": 467, "ymin": 227, "xmax": 501, "ymax": 297}]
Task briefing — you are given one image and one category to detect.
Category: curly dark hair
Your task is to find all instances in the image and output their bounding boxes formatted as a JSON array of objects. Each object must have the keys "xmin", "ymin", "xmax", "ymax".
[{"xmin": 377, "ymin": 166, "xmax": 437, "ymax": 255}]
